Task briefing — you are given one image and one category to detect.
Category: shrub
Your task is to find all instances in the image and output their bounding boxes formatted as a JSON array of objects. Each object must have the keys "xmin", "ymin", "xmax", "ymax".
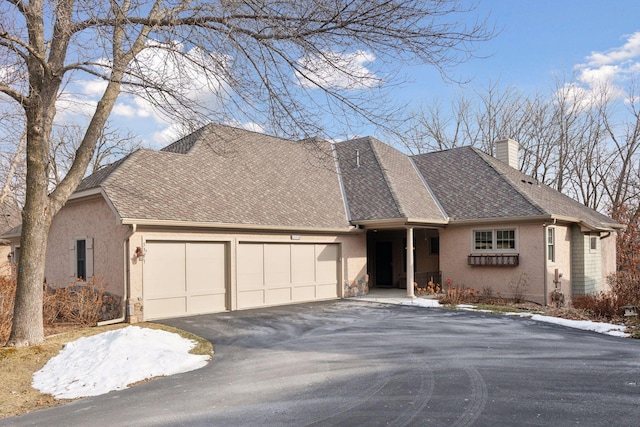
[
  {"xmin": 1, "ymin": 275, "xmax": 117, "ymax": 345},
  {"xmin": 0, "ymin": 274, "xmax": 16, "ymax": 346},
  {"xmin": 439, "ymin": 286, "xmax": 477, "ymax": 305},
  {"xmin": 609, "ymin": 270, "xmax": 640, "ymax": 307},
  {"xmin": 572, "ymin": 292, "xmax": 619, "ymax": 320},
  {"xmin": 508, "ymin": 273, "xmax": 530, "ymax": 304},
  {"xmin": 45, "ymin": 277, "xmax": 109, "ymax": 326}
]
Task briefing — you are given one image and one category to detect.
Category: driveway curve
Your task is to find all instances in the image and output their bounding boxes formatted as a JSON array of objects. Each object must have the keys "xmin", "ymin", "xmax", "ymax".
[{"xmin": 4, "ymin": 300, "xmax": 640, "ymax": 426}]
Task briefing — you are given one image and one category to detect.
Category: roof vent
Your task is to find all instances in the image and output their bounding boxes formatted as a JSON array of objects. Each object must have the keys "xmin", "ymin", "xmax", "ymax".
[{"xmin": 495, "ymin": 138, "xmax": 519, "ymax": 169}]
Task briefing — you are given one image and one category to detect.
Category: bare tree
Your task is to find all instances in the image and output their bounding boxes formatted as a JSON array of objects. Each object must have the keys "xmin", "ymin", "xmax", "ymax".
[
  {"xmin": 49, "ymin": 122, "xmax": 141, "ymax": 186},
  {"xmin": 601, "ymin": 81, "xmax": 640, "ymax": 214},
  {"xmin": 0, "ymin": 0, "xmax": 492, "ymax": 346}
]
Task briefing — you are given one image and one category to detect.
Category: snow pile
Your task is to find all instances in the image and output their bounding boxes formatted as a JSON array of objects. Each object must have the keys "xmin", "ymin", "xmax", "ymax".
[
  {"xmin": 33, "ymin": 326, "xmax": 210, "ymax": 399},
  {"xmin": 402, "ymin": 298, "xmax": 629, "ymax": 338},
  {"xmin": 402, "ymin": 298, "xmax": 441, "ymax": 308},
  {"xmin": 506, "ymin": 312, "xmax": 629, "ymax": 337}
]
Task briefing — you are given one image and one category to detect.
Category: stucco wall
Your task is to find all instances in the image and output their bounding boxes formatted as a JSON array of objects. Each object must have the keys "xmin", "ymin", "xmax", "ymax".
[
  {"xmin": 545, "ymin": 224, "xmax": 573, "ymax": 305},
  {"xmin": 127, "ymin": 228, "xmax": 367, "ymax": 321},
  {"xmin": 600, "ymin": 231, "xmax": 617, "ymax": 292},
  {"xmin": 44, "ymin": 196, "xmax": 129, "ymax": 297},
  {"xmin": 440, "ymin": 223, "xmax": 547, "ymax": 304}
]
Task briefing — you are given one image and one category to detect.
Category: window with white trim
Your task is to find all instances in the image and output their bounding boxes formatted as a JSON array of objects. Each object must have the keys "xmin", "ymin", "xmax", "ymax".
[
  {"xmin": 473, "ymin": 229, "xmax": 517, "ymax": 252},
  {"xmin": 70, "ymin": 237, "xmax": 93, "ymax": 281},
  {"xmin": 547, "ymin": 228, "xmax": 555, "ymax": 262},
  {"xmin": 589, "ymin": 234, "xmax": 598, "ymax": 253}
]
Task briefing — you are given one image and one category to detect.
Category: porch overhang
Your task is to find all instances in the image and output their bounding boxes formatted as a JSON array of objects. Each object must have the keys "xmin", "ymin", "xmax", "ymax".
[{"xmin": 352, "ymin": 217, "xmax": 448, "ymax": 230}]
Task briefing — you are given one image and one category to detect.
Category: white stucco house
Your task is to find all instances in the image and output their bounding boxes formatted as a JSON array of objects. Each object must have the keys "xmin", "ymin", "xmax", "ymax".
[{"xmin": 3, "ymin": 124, "xmax": 622, "ymax": 322}]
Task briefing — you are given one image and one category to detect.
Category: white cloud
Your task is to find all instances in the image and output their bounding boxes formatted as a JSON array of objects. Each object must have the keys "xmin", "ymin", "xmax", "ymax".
[
  {"xmin": 76, "ymin": 79, "xmax": 108, "ymax": 96},
  {"xmin": 585, "ymin": 32, "xmax": 640, "ymax": 67},
  {"xmin": 151, "ymin": 122, "xmax": 184, "ymax": 146},
  {"xmin": 296, "ymin": 50, "xmax": 382, "ymax": 90},
  {"xmin": 55, "ymin": 40, "xmax": 231, "ymax": 142},
  {"xmin": 574, "ymin": 32, "xmax": 640, "ymax": 94},
  {"xmin": 224, "ymin": 119, "xmax": 265, "ymax": 134}
]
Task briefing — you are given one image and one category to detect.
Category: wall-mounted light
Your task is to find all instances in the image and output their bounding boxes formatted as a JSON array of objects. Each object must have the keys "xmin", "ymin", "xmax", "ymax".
[
  {"xmin": 135, "ymin": 246, "xmax": 145, "ymax": 260},
  {"xmin": 7, "ymin": 251, "xmax": 12, "ymax": 261}
]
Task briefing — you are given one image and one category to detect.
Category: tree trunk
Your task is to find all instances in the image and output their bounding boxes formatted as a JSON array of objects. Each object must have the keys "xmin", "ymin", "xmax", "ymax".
[{"xmin": 7, "ymin": 210, "xmax": 51, "ymax": 346}]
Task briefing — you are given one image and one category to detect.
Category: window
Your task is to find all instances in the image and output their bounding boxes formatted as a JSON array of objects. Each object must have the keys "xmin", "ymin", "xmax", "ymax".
[
  {"xmin": 76, "ymin": 239, "xmax": 86, "ymax": 280},
  {"xmin": 474, "ymin": 231, "xmax": 493, "ymax": 250},
  {"xmin": 70, "ymin": 238, "xmax": 93, "ymax": 281},
  {"xmin": 547, "ymin": 228, "xmax": 555, "ymax": 262},
  {"xmin": 496, "ymin": 230, "xmax": 515, "ymax": 250},
  {"xmin": 473, "ymin": 229, "xmax": 517, "ymax": 252},
  {"xmin": 590, "ymin": 234, "xmax": 598, "ymax": 252}
]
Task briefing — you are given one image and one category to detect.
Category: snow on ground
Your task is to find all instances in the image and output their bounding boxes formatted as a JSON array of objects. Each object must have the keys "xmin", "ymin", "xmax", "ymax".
[
  {"xmin": 402, "ymin": 298, "xmax": 441, "ymax": 308},
  {"xmin": 32, "ymin": 326, "xmax": 211, "ymax": 399},
  {"xmin": 505, "ymin": 312, "xmax": 629, "ymax": 337},
  {"xmin": 402, "ymin": 299, "xmax": 629, "ymax": 337}
]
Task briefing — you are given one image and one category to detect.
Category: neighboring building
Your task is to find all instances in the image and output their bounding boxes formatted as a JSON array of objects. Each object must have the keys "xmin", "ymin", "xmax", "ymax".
[
  {"xmin": 0, "ymin": 200, "xmax": 22, "ymax": 277},
  {"xmin": 2, "ymin": 125, "xmax": 622, "ymax": 322}
]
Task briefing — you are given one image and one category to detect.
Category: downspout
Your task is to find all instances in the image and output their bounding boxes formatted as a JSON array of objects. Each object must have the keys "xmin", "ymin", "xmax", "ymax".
[
  {"xmin": 97, "ymin": 223, "xmax": 136, "ymax": 326},
  {"xmin": 543, "ymin": 224, "xmax": 548, "ymax": 306}
]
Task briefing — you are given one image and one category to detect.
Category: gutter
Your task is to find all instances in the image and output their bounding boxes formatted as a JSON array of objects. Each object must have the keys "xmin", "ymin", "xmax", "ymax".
[
  {"xmin": 97, "ymin": 223, "xmax": 136, "ymax": 326},
  {"xmin": 119, "ymin": 218, "xmax": 359, "ymax": 234}
]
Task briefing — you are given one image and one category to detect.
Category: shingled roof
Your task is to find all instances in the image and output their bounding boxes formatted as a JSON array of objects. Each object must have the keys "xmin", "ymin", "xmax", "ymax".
[
  {"xmin": 412, "ymin": 147, "xmax": 619, "ymax": 230},
  {"xmin": 78, "ymin": 124, "xmax": 351, "ymax": 230},
  {"xmin": 334, "ymin": 137, "xmax": 446, "ymax": 223},
  {"xmin": 73, "ymin": 124, "xmax": 618, "ymax": 232}
]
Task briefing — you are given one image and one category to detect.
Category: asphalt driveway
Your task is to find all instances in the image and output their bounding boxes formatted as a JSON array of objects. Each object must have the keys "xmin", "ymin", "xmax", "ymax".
[{"xmin": 4, "ymin": 300, "xmax": 640, "ymax": 426}]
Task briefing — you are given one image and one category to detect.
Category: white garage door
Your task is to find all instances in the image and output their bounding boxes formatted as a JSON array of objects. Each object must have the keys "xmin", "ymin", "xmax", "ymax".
[
  {"xmin": 237, "ymin": 243, "xmax": 339, "ymax": 309},
  {"xmin": 143, "ymin": 241, "xmax": 228, "ymax": 320}
]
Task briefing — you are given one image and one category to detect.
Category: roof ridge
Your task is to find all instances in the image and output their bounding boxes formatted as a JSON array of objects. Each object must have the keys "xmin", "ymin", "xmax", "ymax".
[
  {"xmin": 473, "ymin": 148, "xmax": 548, "ymax": 216},
  {"xmin": 368, "ymin": 138, "xmax": 405, "ymax": 218}
]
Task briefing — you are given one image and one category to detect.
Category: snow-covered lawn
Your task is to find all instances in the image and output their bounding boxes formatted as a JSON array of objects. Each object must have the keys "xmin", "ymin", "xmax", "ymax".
[{"xmin": 32, "ymin": 326, "xmax": 211, "ymax": 399}]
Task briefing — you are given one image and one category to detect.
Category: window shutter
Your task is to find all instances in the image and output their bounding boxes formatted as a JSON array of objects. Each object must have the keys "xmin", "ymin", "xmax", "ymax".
[
  {"xmin": 69, "ymin": 239, "xmax": 77, "ymax": 279},
  {"xmin": 86, "ymin": 237, "xmax": 94, "ymax": 278}
]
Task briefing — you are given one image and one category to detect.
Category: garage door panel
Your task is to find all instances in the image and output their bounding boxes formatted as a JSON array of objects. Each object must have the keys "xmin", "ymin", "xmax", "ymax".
[
  {"xmin": 145, "ymin": 296, "xmax": 187, "ymax": 319},
  {"xmin": 238, "ymin": 290, "xmax": 265, "ymax": 309},
  {"xmin": 266, "ymin": 287, "xmax": 291, "ymax": 304},
  {"xmin": 237, "ymin": 244, "xmax": 264, "ymax": 290},
  {"xmin": 189, "ymin": 294, "xmax": 226, "ymax": 314},
  {"xmin": 237, "ymin": 242, "xmax": 338, "ymax": 309},
  {"xmin": 317, "ymin": 283, "xmax": 338, "ymax": 299},
  {"xmin": 264, "ymin": 244, "xmax": 291, "ymax": 286},
  {"xmin": 292, "ymin": 285, "xmax": 315, "ymax": 301},
  {"xmin": 291, "ymin": 245, "xmax": 315, "ymax": 283},
  {"xmin": 186, "ymin": 243, "xmax": 226, "ymax": 293},
  {"xmin": 144, "ymin": 241, "xmax": 228, "ymax": 320},
  {"xmin": 145, "ymin": 242, "xmax": 186, "ymax": 295},
  {"xmin": 316, "ymin": 244, "xmax": 338, "ymax": 284}
]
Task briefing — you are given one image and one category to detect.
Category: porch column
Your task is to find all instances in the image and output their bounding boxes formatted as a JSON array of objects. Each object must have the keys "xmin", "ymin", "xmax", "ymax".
[{"xmin": 406, "ymin": 227, "xmax": 415, "ymax": 298}]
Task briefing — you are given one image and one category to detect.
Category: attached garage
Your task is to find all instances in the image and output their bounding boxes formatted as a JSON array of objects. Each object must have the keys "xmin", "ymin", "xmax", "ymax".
[
  {"xmin": 236, "ymin": 242, "xmax": 339, "ymax": 309},
  {"xmin": 143, "ymin": 241, "xmax": 228, "ymax": 320}
]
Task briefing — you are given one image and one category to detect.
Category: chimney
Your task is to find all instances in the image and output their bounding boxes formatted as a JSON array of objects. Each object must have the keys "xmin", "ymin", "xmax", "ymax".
[{"xmin": 495, "ymin": 138, "xmax": 519, "ymax": 169}]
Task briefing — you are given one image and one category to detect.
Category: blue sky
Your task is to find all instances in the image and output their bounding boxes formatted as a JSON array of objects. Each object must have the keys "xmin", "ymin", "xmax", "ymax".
[
  {"xmin": 61, "ymin": 1, "xmax": 640, "ymax": 149},
  {"xmin": 402, "ymin": 0, "xmax": 640, "ymax": 105}
]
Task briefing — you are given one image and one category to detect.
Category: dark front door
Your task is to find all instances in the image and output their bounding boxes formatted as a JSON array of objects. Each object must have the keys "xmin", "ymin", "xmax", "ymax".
[{"xmin": 375, "ymin": 241, "xmax": 393, "ymax": 287}]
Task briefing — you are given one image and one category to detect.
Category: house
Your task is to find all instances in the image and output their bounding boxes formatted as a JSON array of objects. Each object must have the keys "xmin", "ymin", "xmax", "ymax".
[
  {"xmin": 0, "ymin": 200, "xmax": 22, "ymax": 277},
  {"xmin": 3, "ymin": 124, "xmax": 621, "ymax": 322}
]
